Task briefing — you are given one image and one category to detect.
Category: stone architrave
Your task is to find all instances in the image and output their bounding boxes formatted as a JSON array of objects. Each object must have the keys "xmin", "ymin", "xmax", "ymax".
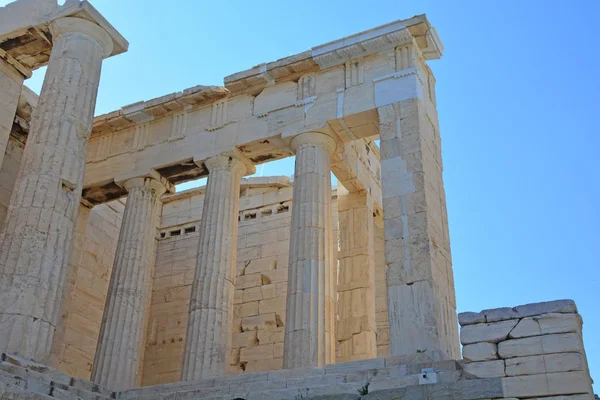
[
  {"xmin": 283, "ymin": 132, "xmax": 336, "ymax": 369},
  {"xmin": 92, "ymin": 175, "xmax": 168, "ymax": 390},
  {"xmin": 0, "ymin": 17, "xmax": 114, "ymax": 362},
  {"xmin": 181, "ymin": 155, "xmax": 248, "ymax": 381},
  {"xmin": 336, "ymin": 188, "xmax": 377, "ymax": 361}
]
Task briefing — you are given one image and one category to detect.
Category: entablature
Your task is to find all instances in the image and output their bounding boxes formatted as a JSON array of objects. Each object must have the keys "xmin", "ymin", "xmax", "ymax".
[
  {"xmin": 71, "ymin": 15, "xmax": 439, "ymax": 207},
  {"xmin": 0, "ymin": 0, "xmax": 128, "ymax": 77}
]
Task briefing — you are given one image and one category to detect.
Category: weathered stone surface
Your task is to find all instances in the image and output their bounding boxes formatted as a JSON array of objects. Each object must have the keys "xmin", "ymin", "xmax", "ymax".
[
  {"xmin": 460, "ymin": 319, "xmax": 518, "ymax": 345},
  {"xmin": 405, "ymin": 360, "xmax": 461, "ymax": 375},
  {"xmin": 0, "ymin": 60, "xmax": 24, "ymax": 170},
  {"xmin": 462, "ymin": 342, "xmax": 498, "ymax": 362},
  {"xmin": 462, "ymin": 360, "xmax": 505, "ymax": 378},
  {"xmin": 460, "ymin": 300, "xmax": 578, "ymax": 326},
  {"xmin": 361, "ymin": 386, "xmax": 424, "ymax": 400},
  {"xmin": 509, "ymin": 313, "xmax": 581, "ymax": 338},
  {"xmin": 525, "ymin": 396, "xmax": 594, "ymax": 400},
  {"xmin": 501, "ymin": 371, "xmax": 592, "ymax": 398},
  {"xmin": 306, "ymin": 394, "xmax": 361, "ymax": 400},
  {"xmin": 458, "ymin": 312, "xmax": 485, "ymax": 326},
  {"xmin": 336, "ymin": 189, "xmax": 377, "ymax": 362},
  {"xmin": 425, "ymin": 378, "xmax": 504, "ymax": 400},
  {"xmin": 1, "ymin": 355, "xmax": 70, "ymax": 386},
  {"xmin": 0, "ymin": 387, "xmax": 53, "ymax": 400},
  {"xmin": 483, "ymin": 307, "xmax": 520, "ymax": 323},
  {"xmin": 0, "ymin": 16, "xmax": 114, "ymax": 362},
  {"xmin": 498, "ymin": 333, "xmax": 584, "ymax": 358},
  {"xmin": 92, "ymin": 177, "xmax": 167, "ymax": 390},
  {"xmin": 283, "ymin": 132, "xmax": 336, "ymax": 369},
  {"xmin": 505, "ymin": 353, "xmax": 585, "ymax": 376},
  {"xmin": 514, "ymin": 300, "xmax": 577, "ymax": 318},
  {"xmin": 379, "ymin": 99, "xmax": 459, "ymax": 360},
  {"xmin": 182, "ymin": 155, "xmax": 248, "ymax": 380}
]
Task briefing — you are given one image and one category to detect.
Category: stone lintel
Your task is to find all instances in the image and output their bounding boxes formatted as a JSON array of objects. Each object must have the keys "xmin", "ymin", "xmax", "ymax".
[{"xmin": 160, "ymin": 175, "xmax": 292, "ymax": 205}]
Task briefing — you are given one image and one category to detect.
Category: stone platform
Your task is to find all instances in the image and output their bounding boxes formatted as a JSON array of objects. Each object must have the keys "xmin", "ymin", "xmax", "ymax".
[
  {"xmin": 0, "ymin": 352, "xmax": 593, "ymax": 400},
  {"xmin": 0, "ymin": 300, "xmax": 595, "ymax": 400}
]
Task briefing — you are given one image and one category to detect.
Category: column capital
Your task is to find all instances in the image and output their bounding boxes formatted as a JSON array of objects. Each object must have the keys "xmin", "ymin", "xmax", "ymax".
[
  {"xmin": 115, "ymin": 169, "xmax": 174, "ymax": 195},
  {"xmin": 290, "ymin": 132, "xmax": 337, "ymax": 154},
  {"xmin": 50, "ymin": 17, "xmax": 114, "ymax": 58},
  {"xmin": 202, "ymin": 153, "xmax": 254, "ymax": 176}
]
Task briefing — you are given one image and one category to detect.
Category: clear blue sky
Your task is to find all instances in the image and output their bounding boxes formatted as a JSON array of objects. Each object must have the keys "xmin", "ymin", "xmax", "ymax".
[{"xmin": 11, "ymin": 0, "xmax": 600, "ymax": 390}]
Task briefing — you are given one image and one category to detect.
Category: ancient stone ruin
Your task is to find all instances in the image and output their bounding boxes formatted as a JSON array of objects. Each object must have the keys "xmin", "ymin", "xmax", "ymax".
[{"xmin": 0, "ymin": 1, "xmax": 595, "ymax": 399}]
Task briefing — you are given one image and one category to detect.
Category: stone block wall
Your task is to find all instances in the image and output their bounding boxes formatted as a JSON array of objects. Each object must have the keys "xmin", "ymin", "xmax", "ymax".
[
  {"xmin": 141, "ymin": 180, "xmax": 389, "ymax": 386},
  {"xmin": 0, "ymin": 135, "xmax": 23, "ymax": 226},
  {"xmin": 459, "ymin": 299, "xmax": 594, "ymax": 398},
  {"xmin": 54, "ymin": 201, "xmax": 125, "ymax": 379},
  {"xmin": 374, "ymin": 222, "xmax": 389, "ymax": 357}
]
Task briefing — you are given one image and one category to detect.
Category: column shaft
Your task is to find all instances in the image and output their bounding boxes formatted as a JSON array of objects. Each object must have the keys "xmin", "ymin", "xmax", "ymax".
[
  {"xmin": 181, "ymin": 156, "xmax": 246, "ymax": 380},
  {"xmin": 0, "ymin": 18, "xmax": 113, "ymax": 362},
  {"xmin": 283, "ymin": 132, "xmax": 336, "ymax": 369},
  {"xmin": 92, "ymin": 177, "xmax": 166, "ymax": 390},
  {"xmin": 336, "ymin": 189, "xmax": 377, "ymax": 362}
]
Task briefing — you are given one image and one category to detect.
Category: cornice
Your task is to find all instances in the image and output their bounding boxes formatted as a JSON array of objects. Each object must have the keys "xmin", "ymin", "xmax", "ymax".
[
  {"xmin": 311, "ymin": 21, "xmax": 413, "ymax": 69},
  {"xmin": 92, "ymin": 85, "xmax": 229, "ymax": 135}
]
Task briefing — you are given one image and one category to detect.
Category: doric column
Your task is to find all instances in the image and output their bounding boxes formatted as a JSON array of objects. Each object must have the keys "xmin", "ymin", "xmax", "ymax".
[
  {"xmin": 336, "ymin": 187, "xmax": 377, "ymax": 362},
  {"xmin": 283, "ymin": 132, "xmax": 336, "ymax": 369},
  {"xmin": 0, "ymin": 17, "xmax": 113, "ymax": 362},
  {"xmin": 92, "ymin": 175, "xmax": 168, "ymax": 390},
  {"xmin": 181, "ymin": 155, "xmax": 248, "ymax": 381}
]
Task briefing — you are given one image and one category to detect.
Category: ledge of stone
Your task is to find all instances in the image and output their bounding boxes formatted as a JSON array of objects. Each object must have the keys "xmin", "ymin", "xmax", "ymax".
[{"xmin": 458, "ymin": 299, "xmax": 577, "ymax": 326}]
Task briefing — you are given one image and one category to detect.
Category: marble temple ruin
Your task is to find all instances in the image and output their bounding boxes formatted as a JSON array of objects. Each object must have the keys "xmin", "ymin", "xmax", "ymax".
[{"xmin": 0, "ymin": 1, "xmax": 595, "ymax": 399}]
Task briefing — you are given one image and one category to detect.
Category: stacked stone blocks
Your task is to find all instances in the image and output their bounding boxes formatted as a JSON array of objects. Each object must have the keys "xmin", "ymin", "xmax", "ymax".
[{"xmin": 459, "ymin": 299, "xmax": 594, "ymax": 399}]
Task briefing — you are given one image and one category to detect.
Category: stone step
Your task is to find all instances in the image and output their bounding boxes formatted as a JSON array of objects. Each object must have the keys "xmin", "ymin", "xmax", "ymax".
[
  {"xmin": 0, "ymin": 354, "xmax": 115, "ymax": 400},
  {"xmin": 1, "ymin": 355, "xmax": 71, "ymax": 386},
  {"xmin": 118, "ymin": 359, "xmax": 461, "ymax": 400},
  {"xmin": 0, "ymin": 384, "xmax": 55, "ymax": 400},
  {"xmin": 122, "ymin": 369, "xmax": 463, "ymax": 400}
]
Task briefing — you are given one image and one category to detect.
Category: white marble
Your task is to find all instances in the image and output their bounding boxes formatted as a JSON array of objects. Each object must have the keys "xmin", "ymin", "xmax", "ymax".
[
  {"xmin": 0, "ymin": 17, "xmax": 112, "ymax": 362},
  {"xmin": 181, "ymin": 155, "xmax": 248, "ymax": 380},
  {"xmin": 283, "ymin": 132, "xmax": 336, "ymax": 369},
  {"xmin": 92, "ymin": 176, "xmax": 168, "ymax": 390}
]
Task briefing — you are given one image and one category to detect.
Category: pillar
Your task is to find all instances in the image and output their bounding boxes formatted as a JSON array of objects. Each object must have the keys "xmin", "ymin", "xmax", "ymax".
[
  {"xmin": 0, "ymin": 59, "xmax": 25, "ymax": 169},
  {"xmin": 92, "ymin": 176, "xmax": 167, "ymax": 390},
  {"xmin": 336, "ymin": 187, "xmax": 377, "ymax": 362},
  {"xmin": 378, "ymin": 99, "xmax": 460, "ymax": 360},
  {"xmin": 0, "ymin": 17, "xmax": 113, "ymax": 362},
  {"xmin": 181, "ymin": 155, "xmax": 247, "ymax": 381},
  {"xmin": 283, "ymin": 132, "xmax": 336, "ymax": 369}
]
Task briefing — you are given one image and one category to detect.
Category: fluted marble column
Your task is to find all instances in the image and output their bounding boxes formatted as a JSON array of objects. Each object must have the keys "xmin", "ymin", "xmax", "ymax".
[
  {"xmin": 92, "ymin": 176, "xmax": 167, "ymax": 390},
  {"xmin": 283, "ymin": 132, "xmax": 336, "ymax": 369},
  {"xmin": 0, "ymin": 17, "xmax": 113, "ymax": 362},
  {"xmin": 181, "ymin": 155, "xmax": 247, "ymax": 381}
]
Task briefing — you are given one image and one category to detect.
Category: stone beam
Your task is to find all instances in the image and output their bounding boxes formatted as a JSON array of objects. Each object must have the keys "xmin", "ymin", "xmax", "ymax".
[{"xmin": 81, "ymin": 12, "xmax": 440, "ymax": 205}]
